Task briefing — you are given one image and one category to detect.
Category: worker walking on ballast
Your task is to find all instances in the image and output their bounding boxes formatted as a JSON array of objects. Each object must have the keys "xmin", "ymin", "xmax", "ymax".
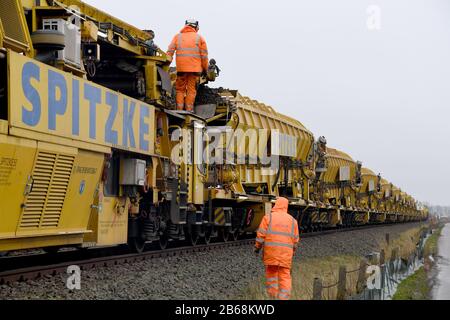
[
  {"xmin": 254, "ymin": 197, "xmax": 300, "ymax": 300},
  {"xmin": 167, "ymin": 19, "xmax": 209, "ymax": 112}
]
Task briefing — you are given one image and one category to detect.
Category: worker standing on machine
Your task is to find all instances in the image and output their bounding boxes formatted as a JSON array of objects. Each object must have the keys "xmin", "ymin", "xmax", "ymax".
[
  {"xmin": 255, "ymin": 197, "xmax": 300, "ymax": 300},
  {"xmin": 167, "ymin": 19, "xmax": 209, "ymax": 112}
]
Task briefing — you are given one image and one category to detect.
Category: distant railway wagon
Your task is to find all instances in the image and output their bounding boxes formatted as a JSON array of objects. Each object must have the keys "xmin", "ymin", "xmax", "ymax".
[{"xmin": 0, "ymin": 0, "xmax": 428, "ymax": 255}]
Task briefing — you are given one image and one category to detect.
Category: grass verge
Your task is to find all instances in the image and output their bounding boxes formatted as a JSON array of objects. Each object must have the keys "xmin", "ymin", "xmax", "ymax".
[
  {"xmin": 424, "ymin": 226, "xmax": 443, "ymax": 258},
  {"xmin": 392, "ymin": 267, "xmax": 429, "ymax": 300},
  {"xmin": 241, "ymin": 255, "xmax": 361, "ymax": 300},
  {"xmin": 392, "ymin": 225, "xmax": 444, "ymax": 300}
]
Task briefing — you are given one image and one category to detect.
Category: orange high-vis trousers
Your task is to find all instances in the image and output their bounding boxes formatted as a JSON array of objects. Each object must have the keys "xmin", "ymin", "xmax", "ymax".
[
  {"xmin": 265, "ymin": 265, "xmax": 292, "ymax": 300},
  {"xmin": 175, "ymin": 72, "xmax": 200, "ymax": 111}
]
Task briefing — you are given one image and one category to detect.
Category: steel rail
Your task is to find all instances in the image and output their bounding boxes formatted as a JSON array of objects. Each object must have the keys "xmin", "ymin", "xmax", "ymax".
[{"xmin": 0, "ymin": 239, "xmax": 254, "ymax": 285}]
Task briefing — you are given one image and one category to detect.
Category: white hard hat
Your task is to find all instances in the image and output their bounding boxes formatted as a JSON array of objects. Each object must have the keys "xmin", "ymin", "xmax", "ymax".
[{"xmin": 185, "ymin": 19, "xmax": 199, "ymax": 29}]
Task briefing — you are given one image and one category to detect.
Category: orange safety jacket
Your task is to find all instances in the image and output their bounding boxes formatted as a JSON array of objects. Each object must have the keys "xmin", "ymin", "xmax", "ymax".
[
  {"xmin": 255, "ymin": 198, "xmax": 300, "ymax": 268},
  {"xmin": 167, "ymin": 25, "xmax": 208, "ymax": 73}
]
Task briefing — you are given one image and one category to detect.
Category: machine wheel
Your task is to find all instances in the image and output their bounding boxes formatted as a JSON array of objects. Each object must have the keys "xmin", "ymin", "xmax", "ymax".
[
  {"xmin": 220, "ymin": 228, "xmax": 230, "ymax": 242},
  {"xmin": 130, "ymin": 237, "xmax": 146, "ymax": 253},
  {"xmin": 188, "ymin": 231, "xmax": 199, "ymax": 246},
  {"xmin": 159, "ymin": 234, "xmax": 169, "ymax": 250},
  {"xmin": 204, "ymin": 230, "xmax": 212, "ymax": 245}
]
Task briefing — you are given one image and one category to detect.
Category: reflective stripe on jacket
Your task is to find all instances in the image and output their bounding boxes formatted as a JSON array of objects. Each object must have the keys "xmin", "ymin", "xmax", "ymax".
[
  {"xmin": 167, "ymin": 25, "xmax": 208, "ymax": 73},
  {"xmin": 255, "ymin": 197, "xmax": 300, "ymax": 268}
]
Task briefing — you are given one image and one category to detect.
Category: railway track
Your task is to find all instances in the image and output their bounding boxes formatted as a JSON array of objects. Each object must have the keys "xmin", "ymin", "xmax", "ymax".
[
  {"xmin": 0, "ymin": 239, "xmax": 255, "ymax": 285},
  {"xmin": 0, "ymin": 222, "xmax": 420, "ymax": 285}
]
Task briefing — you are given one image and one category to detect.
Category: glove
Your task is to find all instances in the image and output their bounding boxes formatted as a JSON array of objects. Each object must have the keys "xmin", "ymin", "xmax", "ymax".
[{"xmin": 254, "ymin": 247, "xmax": 261, "ymax": 256}]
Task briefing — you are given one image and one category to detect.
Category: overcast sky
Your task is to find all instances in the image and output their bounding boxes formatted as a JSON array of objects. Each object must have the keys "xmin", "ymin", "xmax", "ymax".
[{"xmin": 84, "ymin": 0, "xmax": 450, "ymax": 206}]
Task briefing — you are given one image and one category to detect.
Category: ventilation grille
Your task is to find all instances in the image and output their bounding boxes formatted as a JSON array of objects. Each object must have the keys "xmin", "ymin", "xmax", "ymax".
[
  {"xmin": 0, "ymin": 0, "xmax": 29, "ymax": 49},
  {"xmin": 20, "ymin": 152, "xmax": 75, "ymax": 229}
]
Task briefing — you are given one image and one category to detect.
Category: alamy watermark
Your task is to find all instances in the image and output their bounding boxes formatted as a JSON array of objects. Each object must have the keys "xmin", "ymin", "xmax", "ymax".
[
  {"xmin": 367, "ymin": 5, "xmax": 382, "ymax": 31},
  {"xmin": 366, "ymin": 256, "xmax": 405, "ymax": 290},
  {"xmin": 66, "ymin": 265, "xmax": 81, "ymax": 290},
  {"xmin": 366, "ymin": 265, "xmax": 382, "ymax": 289},
  {"xmin": 169, "ymin": 127, "xmax": 298, "ymax": 175}
]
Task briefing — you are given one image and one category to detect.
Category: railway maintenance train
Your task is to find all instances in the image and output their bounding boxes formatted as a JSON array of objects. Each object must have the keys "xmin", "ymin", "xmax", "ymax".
[{"xmin": 0, "ymin": 0, "xmax": 428, "ymax": 255}]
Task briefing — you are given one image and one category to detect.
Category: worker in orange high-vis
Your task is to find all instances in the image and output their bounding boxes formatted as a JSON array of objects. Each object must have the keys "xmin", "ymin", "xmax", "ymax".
[
  {"xmin": 255, "ymin": 197, "xmax": 300, "ymax": 300},
  {"xmin": 167, "ymin": 19, "xmax": 209, "ymax": 112}
]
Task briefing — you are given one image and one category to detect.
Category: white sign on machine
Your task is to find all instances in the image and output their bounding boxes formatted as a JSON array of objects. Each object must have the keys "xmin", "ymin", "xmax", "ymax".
[
  {"xmin": 271, "ymin": 131, "xmax": 297, "ymax": 158},
  {"xmin": 368, "ymin": 180, "xmax": 376, "ymax": 192},
  {"xmin": 339, "ymin": 166, "xmax": 350, "ymax": 181}
]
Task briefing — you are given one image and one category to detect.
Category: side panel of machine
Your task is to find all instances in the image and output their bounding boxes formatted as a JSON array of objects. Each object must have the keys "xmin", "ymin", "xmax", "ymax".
[
  {"xmin": 60, "ymin": 149, "xmax": 104, "ymax": 237},
  {"xmin": 8, "ymin": 50, "xmax": 155, "ymax": 155},
  {"xmin": 0, "ymin": 134, "xmax": 36, "ymax": 248},
  {"xmin": 0, "ymin": 137, "xmax": 104, "ymax": 251},
  {"xmin": 83, "ymin": 183, "xmax": 129, "ymax": 247},
  {"xmin": 231, "ymin": 98, "xmax": 314, "ymax": 199},
  {"xmin": 322, "ymin": 154, "xmax": 356, "ymax": 205}
]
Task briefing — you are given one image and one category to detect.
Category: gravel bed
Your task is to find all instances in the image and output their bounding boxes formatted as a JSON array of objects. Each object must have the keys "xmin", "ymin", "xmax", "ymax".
[{"xmin": 0, "ymin": 222, "xmax": 425, "ymax": 300}]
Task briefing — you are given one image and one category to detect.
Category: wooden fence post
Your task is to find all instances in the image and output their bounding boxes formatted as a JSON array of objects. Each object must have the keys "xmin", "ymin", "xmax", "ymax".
[
  {"xmin": 336, "ymin": 265, "xmax": 347, "ymax": 300},
  {"xmin": 390, "ymin": 247, "xmax": 397, "ymax": 261},
  {"xmin": 379, "ymin": 264, "xmax": 386, "ymax": 300},
  {"xmin": 380, "ymin": 249, "xmax": 385, "ymax": 265},
  {"xmin": 356, "ymin": 259, "xmax": 368, "ymax": 293},
  {"xmin": 312, "ymin": 278, "xmax": 323, "ymax": 300},
  {"xmin": 385, "ymin": 233, "xmax": 390, "ymax": 245},
  {"xmin": 391, "ymin": 247, "xmax": 399, "ymax": 274}
]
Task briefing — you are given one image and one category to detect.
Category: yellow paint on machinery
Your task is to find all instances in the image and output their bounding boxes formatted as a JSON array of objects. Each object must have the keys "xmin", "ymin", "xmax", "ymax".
[
  {"xmin": 222, "ymin": 92, "xmax": 314, "ymax": 200},
  {"xmin": 0, "ymin": 121, "xmax": 8, "ymax": 135},
  {"xmin": 0, "ymin": 17, "xmax": 4, "ymax": 49},
  {"xmin": 398, "ymin": 191, "xmax": 408, "ymax": 221},
  {"xmin": 0, "ymin": 136, "xmax": 104, "ymax": 251},
  {"xmin": 8, "ymin": 51, "xmax": 156, "ymax": 155},
  {"xmin": 246, "ymin": 202, "xmax": 273, "ymax": 232},
  {"xmin": 359, "ymin": 167, "xmax": 378, "ymax": 211},
  {"xmin": 56, "ymin": 0, "xmax": 151, "ymax": 50},
  {"xmin": 380, "ymin": 178, "xmax": 392, "ymax": 210},
  {"xmin": 170, "ymin": 118, "xmax": 207, "ymax": 206},
  {"xmin": 83, "ymin": 183, "xmax": 129, "ymax": 247},
  {"xmin": 386, "ymin": 185, "xmax": 401, "ymax": 222},
  {"xmin": 328, "ymin": 209, "xmax": 341, "ymax": 227},
  {"xmin": 1, "ymin": 21, "xmax": 161, "ymax": 251},
  {"xmin": 36, "ymin": 0, "xmax": 172, "ymax": 104},
  {"xmin": 214, "ymin": 208, "xmax": 226, "ymax": 226},
  {"xmin": 208, "ymin": 91, "xmax": 314, "ymax": 232},
  {"xmin": 0, "ymin": 0, "xmax": 33, "ymax": 55},
  {"xmin": 321, "ymin": 148, "xmax": 357, "ymax": 207},
  {"xmin": 0, "ymin": 135, "xmax": 37, "ymax": 249}
]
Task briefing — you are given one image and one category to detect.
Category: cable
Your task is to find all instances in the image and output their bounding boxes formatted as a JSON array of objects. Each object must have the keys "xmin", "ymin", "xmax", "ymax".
[{"xmin": 86, "ymin": 60, "xmax": 96, "ymax": 77}]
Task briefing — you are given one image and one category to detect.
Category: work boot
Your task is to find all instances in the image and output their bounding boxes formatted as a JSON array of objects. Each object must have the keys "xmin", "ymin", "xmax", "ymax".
[{"xmin": 185, "ymin": 106, "xmax": 194, "ymax": 114}]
